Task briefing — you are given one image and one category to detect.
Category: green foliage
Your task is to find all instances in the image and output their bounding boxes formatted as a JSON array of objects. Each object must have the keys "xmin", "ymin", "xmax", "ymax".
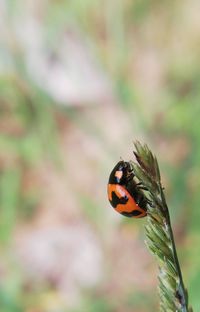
[
  {"xmin": 127, "ymin": 290, "xmax": 157, "ymax": 311},
  {"xmin": 70, "ymin": 293, "xmax": 112, "ymax": 312},
  {"xmin": 0, "ymin": 168, "xmax": 21, "ymax": 243}
]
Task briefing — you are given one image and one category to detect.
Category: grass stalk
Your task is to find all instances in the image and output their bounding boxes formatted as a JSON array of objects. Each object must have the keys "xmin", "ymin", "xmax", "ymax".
[{"xmin": 131, "ymin": 141, "xmax": 193, "ymax": 312}]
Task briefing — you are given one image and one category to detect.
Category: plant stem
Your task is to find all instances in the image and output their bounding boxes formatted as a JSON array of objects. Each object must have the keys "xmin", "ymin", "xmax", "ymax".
[{"xmin": 159, "ymin": 184, "xmax": 188, "ymax": 311}]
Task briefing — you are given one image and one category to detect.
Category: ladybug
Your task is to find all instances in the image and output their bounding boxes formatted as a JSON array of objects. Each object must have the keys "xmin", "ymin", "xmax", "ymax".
[{"xmin": 107, "ymin": 161, "xmax": 147, "ymax": 218}]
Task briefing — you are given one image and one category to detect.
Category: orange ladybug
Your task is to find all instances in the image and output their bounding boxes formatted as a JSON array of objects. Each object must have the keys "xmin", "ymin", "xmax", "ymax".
[{"xmin": 107, "ymin": 161, "xmax": 147, "ymax": 218}]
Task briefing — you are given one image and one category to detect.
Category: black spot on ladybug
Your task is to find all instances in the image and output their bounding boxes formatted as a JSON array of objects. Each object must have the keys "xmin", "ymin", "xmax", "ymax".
[
  {"xmin": 110, "ymin": 191, "xmax": 128, "ymax": 208},
  {"xmin": 121, "ymin": 210, "xmax": 143, "ymax": 217}
]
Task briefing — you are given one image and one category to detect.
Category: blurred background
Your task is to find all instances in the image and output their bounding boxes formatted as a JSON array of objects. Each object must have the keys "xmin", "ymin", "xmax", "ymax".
[{"xmin": 0, "ymin": 0, "xmax": 200, "ymax": 311}]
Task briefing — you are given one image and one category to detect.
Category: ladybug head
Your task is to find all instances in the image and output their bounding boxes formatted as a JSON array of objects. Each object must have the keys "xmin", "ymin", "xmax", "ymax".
[{"xmin": 109, "ymin": 160, "xmax": 133, "ymax": 185}]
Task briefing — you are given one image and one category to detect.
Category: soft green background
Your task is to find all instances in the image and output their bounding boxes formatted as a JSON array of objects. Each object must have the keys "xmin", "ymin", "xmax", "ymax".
[{"xmin": 0, "ymin": 1, "xmax": 200, "ymax": 311}]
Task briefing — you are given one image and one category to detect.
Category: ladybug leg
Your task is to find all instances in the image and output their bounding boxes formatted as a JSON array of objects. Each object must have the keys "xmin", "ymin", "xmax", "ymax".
[
  {"xmin": 133, "ymin": 192, "xmax": 143, "ymax": 205},
  {"xmin": 126, "ymin": 172, "xmax": 134, "ymax": 182},
  {"xmin": 131, "ymin": 186, "xmax": 151, "ymax": 209},
  {"xmin": 136, "ymin": 184, "xmax": 149, "ymax": 191},
  {"xmin": 137, "ymin": 196, "xmax": 146, "ymax": 208},
  {"xmin": 137, "ymin": 195, "xmax": 153, "ymax": 212},
  {"xmin": 141, "ymin": 197, "xmax": 152, "ymax": 207}
]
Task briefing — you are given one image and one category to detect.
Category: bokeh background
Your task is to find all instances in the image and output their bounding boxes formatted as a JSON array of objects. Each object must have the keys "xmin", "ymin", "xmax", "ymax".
[{"xmin": 1, "ymin": 1, "xmax": 200, "ymax": 311}]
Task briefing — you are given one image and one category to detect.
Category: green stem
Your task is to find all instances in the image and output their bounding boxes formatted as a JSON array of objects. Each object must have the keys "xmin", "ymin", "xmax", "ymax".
[{"xmin": 159, "ymin": 185, "xmax": 188, "ymax": 312}]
